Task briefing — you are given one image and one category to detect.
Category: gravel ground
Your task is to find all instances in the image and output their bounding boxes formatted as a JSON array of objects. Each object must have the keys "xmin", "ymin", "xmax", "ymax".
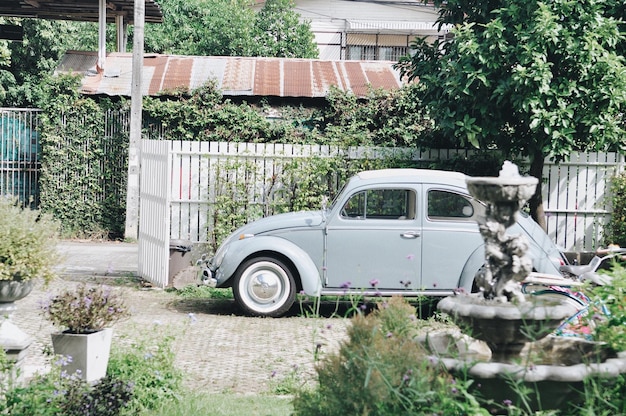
[{"xmin": 13, "ymin": 276, "xmax": 349, "ymax": 394}]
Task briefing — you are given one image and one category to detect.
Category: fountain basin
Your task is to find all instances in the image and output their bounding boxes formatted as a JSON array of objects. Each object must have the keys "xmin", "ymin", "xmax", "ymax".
[
  {"xmin": 438, "ymin": 294, "xmax": 578, "ymax": 360},
  {"xmin": 436, "ymin": 349, "xmax": 626, "ymax": 411}
]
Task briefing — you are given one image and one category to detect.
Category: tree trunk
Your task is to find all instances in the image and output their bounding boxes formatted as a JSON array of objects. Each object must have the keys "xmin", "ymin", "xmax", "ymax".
[{"xmin": 528, "ymin": 153, "xmax": 547, "ymax": 232}]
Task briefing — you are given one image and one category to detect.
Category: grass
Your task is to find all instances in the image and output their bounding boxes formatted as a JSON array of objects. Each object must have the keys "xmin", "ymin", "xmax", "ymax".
[
  {"xmin": 173, "ymin": 285, "xmax": 233, "ymax": 299},
  {"xmin": 142, "ymin": 392, "xmax": 293, "ymax": 416}
]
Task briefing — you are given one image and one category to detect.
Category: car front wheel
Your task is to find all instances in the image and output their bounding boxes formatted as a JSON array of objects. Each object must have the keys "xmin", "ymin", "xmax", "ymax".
[{"xmin": 233, "ymin": 256, "xmax": 296, "ymax": 317}]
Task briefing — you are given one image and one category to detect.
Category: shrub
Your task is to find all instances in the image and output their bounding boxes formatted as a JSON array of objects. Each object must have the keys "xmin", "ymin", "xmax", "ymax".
[
  {"xmin": 0, "ymin": 196, "xmax": 59, "ymax": 283},
  {"xmin": 0, "ymin": 354, "xmax": 133, "ymax": 416},
  {"xmin": 107, "ymin": 324, "xmax": 184, "ymax": 412},
  {"xmin": 292, "ymin": 297, "xmax": 485, "ymax": 416},
  {"xmin": 584, "ymin": 264, "xmax": 626, "ymax": 352}
]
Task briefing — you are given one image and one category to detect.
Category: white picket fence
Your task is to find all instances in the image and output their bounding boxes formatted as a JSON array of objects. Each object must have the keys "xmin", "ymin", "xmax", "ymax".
[
  {"xmin": 147, "ymin": 140, "xmax": 625, "ymax": 254},
  {"xmin": 543, "ymin": 152, "xmax": 624, "ymax": 252}
]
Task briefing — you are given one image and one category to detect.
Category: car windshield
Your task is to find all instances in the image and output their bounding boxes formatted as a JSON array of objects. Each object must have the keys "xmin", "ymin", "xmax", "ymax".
[{"xmin": 328, "ymin": 182, "xmax": 348, "ymax": 211}]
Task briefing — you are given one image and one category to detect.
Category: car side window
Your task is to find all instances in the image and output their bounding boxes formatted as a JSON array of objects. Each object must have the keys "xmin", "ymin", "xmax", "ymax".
[
  {"xmin": 342, "ymin": 189, "xmax": 416, "ymax": 220},
  {"xmin": 428, "ymin": 190, "xmax": 474, "ymax": 220}
]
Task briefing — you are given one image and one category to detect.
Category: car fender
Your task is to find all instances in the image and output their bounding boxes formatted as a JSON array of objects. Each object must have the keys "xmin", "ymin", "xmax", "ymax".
[
  {"xmin": 458, "ymin": 245, "xmax": 484, "ymax": 291},
  {"xmin": 216, "ymin": 236, "xmax": 322, "ymax": 296}
]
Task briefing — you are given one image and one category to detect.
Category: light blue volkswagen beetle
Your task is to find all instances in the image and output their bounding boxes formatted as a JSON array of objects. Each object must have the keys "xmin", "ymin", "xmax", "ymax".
[{"xmin": 202, "ymin": 169, "xmax": 566, "ymax": 317}]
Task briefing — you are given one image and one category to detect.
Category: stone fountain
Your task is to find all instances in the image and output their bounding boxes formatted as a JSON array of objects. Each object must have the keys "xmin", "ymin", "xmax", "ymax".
[{"xmin": 430, "ymin": 161, "xmax": 626, "ymax": 411}]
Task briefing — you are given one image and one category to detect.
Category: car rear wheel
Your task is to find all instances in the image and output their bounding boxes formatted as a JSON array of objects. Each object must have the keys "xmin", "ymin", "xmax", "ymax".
[{"xmin": 233, "ymin": 256, "xmax": 296, "ymax": 317}]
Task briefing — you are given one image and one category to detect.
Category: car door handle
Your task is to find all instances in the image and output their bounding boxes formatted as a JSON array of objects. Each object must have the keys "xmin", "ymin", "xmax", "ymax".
[{"xmin": 401, "ymin": 231, "xmax": 420, "ymax": 239}]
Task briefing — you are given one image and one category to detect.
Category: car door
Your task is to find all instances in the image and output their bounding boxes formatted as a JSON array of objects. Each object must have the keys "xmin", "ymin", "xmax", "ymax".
[
  {"xmin": 420, "ymin": 187, "xmax": 484, "ymax": 291},
  {"xmin": 324, "ymin": 186, "xmax": 422, "ymax": 291}
]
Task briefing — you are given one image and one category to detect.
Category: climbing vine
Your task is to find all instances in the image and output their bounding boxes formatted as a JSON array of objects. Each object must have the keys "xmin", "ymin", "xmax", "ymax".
[
  {"xmin": 35, "ymin": 77, "xmax": 444, "ymax": 239},
  {"xmin": 605, "ymin": 172, "xmax": 626, "ymax": 247},
  {"xmin": 38, "ymin": 74, "xmax": 129, "ymax": 238}
]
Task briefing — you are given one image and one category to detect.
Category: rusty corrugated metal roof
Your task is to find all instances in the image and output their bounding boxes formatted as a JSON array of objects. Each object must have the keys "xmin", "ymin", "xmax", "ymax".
[{"xmin": 56, "ymin": 51, "xmax": 406, "ymax": 99}]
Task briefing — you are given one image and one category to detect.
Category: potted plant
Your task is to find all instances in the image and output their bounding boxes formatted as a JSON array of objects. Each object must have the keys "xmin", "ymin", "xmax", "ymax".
[
  {"xmin": 0, "ymin": 196, "xmax": 59, "ymax": 368},
  {"xmin": 0, "ymin": 196, "xmax": 59, "ymax": 301},
  {"xmin": 41, "ymin": 284, "xmax": 130, "ymax": 382}
]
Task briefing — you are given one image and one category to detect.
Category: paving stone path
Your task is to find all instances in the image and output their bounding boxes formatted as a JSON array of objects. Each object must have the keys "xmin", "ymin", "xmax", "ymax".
[{"xmin": 13, "ymin": 277, "xmax": 348, "ymax": 394}]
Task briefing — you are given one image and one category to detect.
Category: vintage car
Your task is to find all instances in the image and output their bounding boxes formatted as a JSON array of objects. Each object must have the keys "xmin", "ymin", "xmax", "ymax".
[{"xmin": 202, "ymin": 169, "xmax": 566, "ymax": 317}]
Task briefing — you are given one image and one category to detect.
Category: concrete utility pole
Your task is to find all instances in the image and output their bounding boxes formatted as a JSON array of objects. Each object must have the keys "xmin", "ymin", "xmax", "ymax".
[
  {"xmin": 124, "ymin": 0, "xmax": 144, "ymax": 240},
  {"xmin": 98, "ymin": 0, "xmax": 106, "ymax": 71}
]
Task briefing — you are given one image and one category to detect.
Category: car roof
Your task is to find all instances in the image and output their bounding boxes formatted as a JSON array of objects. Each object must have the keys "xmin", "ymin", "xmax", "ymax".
[{"xmin": 355, "ymin": 168, "xmax": 468, "ymax": 184}]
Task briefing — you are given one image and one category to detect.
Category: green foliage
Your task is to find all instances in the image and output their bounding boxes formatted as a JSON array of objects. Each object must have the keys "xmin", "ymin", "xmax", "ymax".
[
  {"xmin": 399, "ymin": 0, "xmax": 626, "ymax": 159},
  {"xmin": 397, "ymin": 0, "xmax": 626, "ymax": 226},
  {"xmin": 250, "ymin": 0, "xmax": 318, "ymax": 59},
  {"xmin": 41, "ymin": 284, "xmax": 130, "ymax": 333},
  {"xmin": 175, "ymin": 285, "xmax": 232, "ymax": 299},
  {"xmin": 206, "ymin": 152, "xmax": 415, "ymax": 251},
  {"xmin": 570, "ymin": 374, "xmax": 626, "ymax": 415},
  {"xmin": 38, "ymin": 75, "xmax": 128, "ymax": 238},
  {"xmin": 35, "ymin": 76, "xmax": 433, "ymax": 240},
  {"xmin": 143, "ymin": 0, "xmax": 316, "ymax": 58},
  {"xmin": 0, "ymin": 17, "xmax": 96, "ymax": 107},
  {"xmin": 605, "ymin": 172, "xmax": 626, "ymax": 247},
  {"xmin": 107, "ymin": 324, "xmax": 184, "ymax": 412},
  {"xmin": 585, "ymin": 264, "xmax": 626, "ymax": 352},
  {"xmin": 0, "ymin": 356, "xmax": 133, "ymax": 416},
  {"xmin": 144, "ymin": 81, "xmax": 286, "ymax": 143},
  {"xmin": 143, "ymin": 0, "xmax": 255, "ymax": 56},
  {"xmin": 0, "ymin": 196, "xmax": 59, "ymax": 282},
  {"xmin": 292, "ymin": 297, "xmax": 486, "ymax": 416},
  {"xmin": 145, "ymin": 392, "xmax": 293, "ymax": 416},
  {"xmin": 315, "ymin": 85, "xmax": 432, "ymax": 147}
]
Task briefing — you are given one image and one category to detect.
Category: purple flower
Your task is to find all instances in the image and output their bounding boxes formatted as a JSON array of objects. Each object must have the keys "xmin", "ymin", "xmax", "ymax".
[
  {"xmin": 503, "ymin": 399, "xmax": 512, "ymax": 407},
  {"xmin": 340, "ymin": 281, "xmax": 351, "ymax": 289},
  {"xmin": 369, "ymin": 278, "xmax": 380, "ymax": 287},
  {"xmin": 54, "ymin": 355, "xmax": 73, "ymax": 367},
  {"xmin": 406, "ymin": 254, "xmax": 415, "ymax": 260},
  {"xmin": 386, "ymin": 332, "xmax": 393, "ymax": 338}
]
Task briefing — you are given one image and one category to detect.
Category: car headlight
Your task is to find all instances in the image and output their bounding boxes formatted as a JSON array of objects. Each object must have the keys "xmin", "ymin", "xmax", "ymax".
[
  {"xmin": 212, "ymin": 233, "xmax": 255, "ymax": 268},
  {"xmin": 212, "ymin": 244, "xmax": 229, "ymax": 268}
]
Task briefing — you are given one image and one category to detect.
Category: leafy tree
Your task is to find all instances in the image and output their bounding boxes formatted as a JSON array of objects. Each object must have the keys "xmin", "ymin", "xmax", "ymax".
[
  {"xmin": 250, "ymin": 0, "xmax": 318, "ymax": 58},
  {"xmin": 143, "ymin": 0, "xmax": 256, "ymax": 56},
  {"xmin": 398, "ymin": 0, "xmax": 626, "ymax": 229},
  {"xmin": 143, "ymin": 0, "xmax": 316, "ymax": 58},
  {"xmin": 0, "ymin": 18, "xmax": 97, "ymax": 107}
]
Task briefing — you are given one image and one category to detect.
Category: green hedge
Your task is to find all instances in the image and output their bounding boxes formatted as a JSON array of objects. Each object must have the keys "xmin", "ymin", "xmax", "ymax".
[
  {"xmin": 36, "ymin": 75, "xmax": 500, "ymax": 239},
  {"xmin": 606, "ymin": 171, "xmax": 626, "ymax": 247}
]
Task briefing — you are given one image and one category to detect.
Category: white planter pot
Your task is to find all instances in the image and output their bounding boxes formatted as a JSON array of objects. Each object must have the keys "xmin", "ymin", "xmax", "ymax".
[{"xmin": 51, "ymin": 328, "xmax": 113, "ymax": 383}]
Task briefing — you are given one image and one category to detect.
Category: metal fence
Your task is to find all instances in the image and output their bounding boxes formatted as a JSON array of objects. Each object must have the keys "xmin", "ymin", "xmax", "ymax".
[{"xmin": 0, "ymin": 108, "xmax": 41, "ymax": 205}]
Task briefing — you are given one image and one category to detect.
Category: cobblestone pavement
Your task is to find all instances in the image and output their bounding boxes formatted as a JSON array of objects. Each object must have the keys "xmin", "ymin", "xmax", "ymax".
[{"xmin": 11, "ymin": 242, "xmax": 348, "ymax": 394}]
